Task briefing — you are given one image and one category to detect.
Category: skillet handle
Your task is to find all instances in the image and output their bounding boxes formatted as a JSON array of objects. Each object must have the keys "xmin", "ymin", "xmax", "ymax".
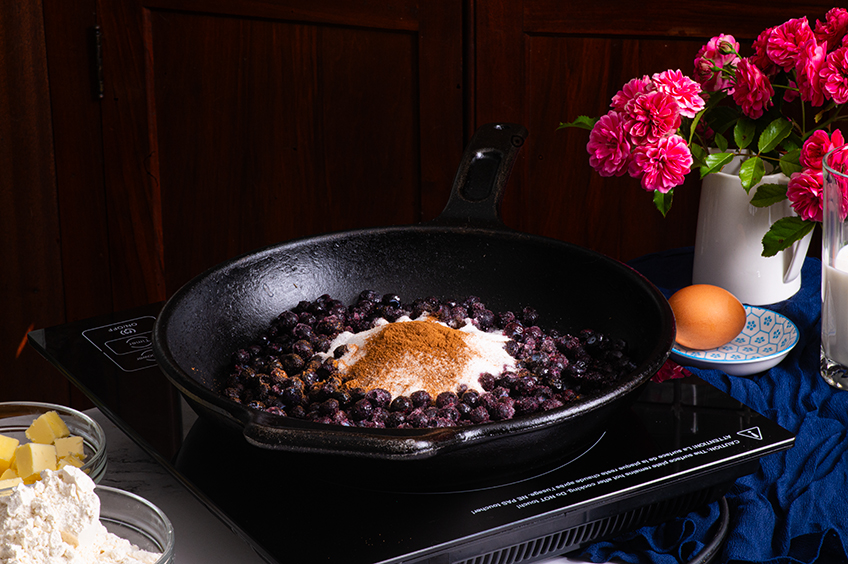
[{"xmin": 431, "ymin": 122, "xmax": 528, "ymax": 228}]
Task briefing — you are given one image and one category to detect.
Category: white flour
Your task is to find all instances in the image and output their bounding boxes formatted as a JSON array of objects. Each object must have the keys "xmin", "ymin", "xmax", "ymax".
[{"xmin": 0, "ymin": 467, "xmax": 161, "ymax": 564}]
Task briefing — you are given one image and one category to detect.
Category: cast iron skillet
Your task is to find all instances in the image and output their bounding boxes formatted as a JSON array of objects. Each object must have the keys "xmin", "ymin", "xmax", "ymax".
[{"xmin": 153, "ymin": 123, "xmax": 675, "ymax": 474}]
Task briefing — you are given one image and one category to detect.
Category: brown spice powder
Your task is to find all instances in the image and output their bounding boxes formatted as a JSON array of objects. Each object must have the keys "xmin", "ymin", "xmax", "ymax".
[{"xmin": 343, "ymin": 320, "xmax": 471, "ymax": 398}]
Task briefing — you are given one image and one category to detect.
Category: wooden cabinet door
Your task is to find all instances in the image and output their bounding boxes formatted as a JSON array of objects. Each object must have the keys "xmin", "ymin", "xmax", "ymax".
[
  {"xmin": 473, "ymin": 0, "xmax": 835, "ymax": 262},
  {"xmin": 97, "ymin": 0, "xmax": 464, "ymax": 308}
]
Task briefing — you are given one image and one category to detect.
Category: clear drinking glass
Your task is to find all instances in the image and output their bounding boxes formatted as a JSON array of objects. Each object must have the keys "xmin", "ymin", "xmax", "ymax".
[{"xmin": 821, "ymin": 143, "xmax": 848, "ymax": 389}]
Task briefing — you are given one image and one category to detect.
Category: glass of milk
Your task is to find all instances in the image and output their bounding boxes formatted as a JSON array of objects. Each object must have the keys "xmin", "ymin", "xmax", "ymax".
[{"xmin": 821, "ymin": 143, "xmax": 848, "ymax": 389}]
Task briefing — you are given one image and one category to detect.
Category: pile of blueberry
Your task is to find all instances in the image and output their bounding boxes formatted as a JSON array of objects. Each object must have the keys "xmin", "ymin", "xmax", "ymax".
[{"xmin": 220, "ymin": 291, "xmax": 636, "ymax": 429}]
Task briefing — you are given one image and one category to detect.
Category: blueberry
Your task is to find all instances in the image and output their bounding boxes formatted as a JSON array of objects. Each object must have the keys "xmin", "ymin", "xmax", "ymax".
[
  {"xmin": 298, "ymin": 312, "xmax": 317, "ymax": 327},
  {"xmin": 478, "ymin": 373, "xmax": 496, "ymax": 391},
  {"xmin": 435, "ymin": 391, "xmax": 458, "ymax": 408},
  {"xmin": 291, "ymin": 340, "xmax": 314, "ymax": 359},
  {"xmin": 314, "ymin": 335, "xmax": 331, "ymax": 353},
  {"xmin": 274, "ymin": 311, "xmax": 299, "ymax": 331},
  {"xmin": 333, "ymin": 344, "xmax": 353, "ymax": 359},
  {"xmin": 316, "ymin": 315, "xmax": 344, "ymax": 335},
  {"xmin": 293, "ymin": 323, "xmax": 315, "ymax": 341},
  {"xmin": 438, "ymin": 406, "xmax": 460, "ymax": 422},
  {"xmin": 386, "ymin": 412, "xmax": 406, "ymax": 427},
  {"xmin": 381, "ymin": 293, "xmax": 402, "ymax": 308},
  {"xmin": 541, "ymin": 398, "xmax": 564, "ymax": 411},
  {"xmin": 390, "ymin": 396, "xmax": 412, "ymax": 413},
  {"xmin": 503, "ymin": 322, "xmax": 524, "ymax": 341},
  {"xmin": 469, "ymin": 406, "xmax": 490, "ymax": 424},
  {"xmin": 406, "ymin": 408, "xmax": 430, "ymax": 428},
  {"xmin": 350, "ymin": 398, "xmax": 374, "ymax": 421},
  {"xmin": 515, "ymin": 397, "xmax": 540, "ymax": 415},
  {"xmin": 233, "ymin": 349, "xmax": 252, "ymax": 365},
  {"xmin": 460, "ymin": 390, "xmax": 480, "ymax": 407},
  {"xmin": 319, "ymin": 398, "xmax": 340, "ymax": 416},
  {"xmin": 366, "ymin": 388, "xmax": 392, "ymax": 409},
  {"xmin": 281, "ymin": 353, "xmax": 305, "ymax": 374},
  {"xmin": 281, "ymin": 387, "xmax": 304, "ymax": 406},
  {"xmin": 300, "ymin": 370, "xmax": 319, "ymax": 387},
  {"xmin": 410, "ymin": 390, "xmax": 432, "ymax": 408},
  {"xmin": 522, "ymin": 307, "xmax": 539, "ymax": 325},
  {"xmin": 359, "ymin": 289, "xmax": 380, "ymax": 303},
  {"xmin": 492, "ymin": 402, "xmax": 515, "ymax": 421}
]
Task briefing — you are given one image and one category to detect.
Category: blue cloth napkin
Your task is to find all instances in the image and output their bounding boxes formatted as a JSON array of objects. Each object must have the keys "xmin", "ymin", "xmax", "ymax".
[{"xmin": 578, "ymin": 247, "xmax": 848, "ymax": 564}]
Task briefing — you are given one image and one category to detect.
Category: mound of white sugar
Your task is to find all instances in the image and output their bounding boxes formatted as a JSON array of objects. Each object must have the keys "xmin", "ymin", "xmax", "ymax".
[{"xmin": 0, "ymin": 467, "xmax": 161, "ymax": 564}]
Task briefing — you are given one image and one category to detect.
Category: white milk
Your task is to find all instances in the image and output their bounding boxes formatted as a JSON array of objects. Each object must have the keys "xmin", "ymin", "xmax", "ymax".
[{"xmin": 822, "ymin": 246, "xmax": 848, "ymax": 367}]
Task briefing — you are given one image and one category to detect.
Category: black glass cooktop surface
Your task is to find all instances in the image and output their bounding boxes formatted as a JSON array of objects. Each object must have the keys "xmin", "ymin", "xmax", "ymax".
[{"xmin": 29, "ymin": 304, "xmax": 794, "ymax": 564}]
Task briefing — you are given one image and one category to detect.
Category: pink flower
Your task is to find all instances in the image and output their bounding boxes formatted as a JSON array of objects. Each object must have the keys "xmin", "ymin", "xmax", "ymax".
[
  {"xmin": 821, "ymin": 46, "xmax": 848, "ymax": 104},
  {"xmin": 693, "ymin": 34, "xmax": 741, "ymax": 92},
  {"xmin": 814, "ymin": 7, "xmax": 848, "ymax": 51},
  {"xmin": 783, "ymin": 79, "xmax": 800, "ymax": 103},
  {"xmin": 586, "ymin": 111, "xmax": 632, "ymax": 177},
  {"xmin": 651, "ymin": 69, "xmax": 705, "ymax": 118},
  {"xmin": 611, "ymin": 76, "xmax": 651, "ymax": 112},
  {"xmin": 824, "ymin": 146, "xmax": 848, "ymax": 220},
  {"xmin": 751, "ymin": 27, "xmax": 779, "ymax": 76},
  {"xmin": 767, "ymin": 17, "xmax": 815, "ymax": 72},
  {"xmin": 628, "ymin": 134, "xmax": 692, "ymax": 193},
  {"xmin": 732, "ymin": 58, "xmax": 774, "ymax": 119},
  {"xmin": 787, "ymin": 170, "xmax": 824, "ymax": 222},
  {"xmin": 796, "ymin": 38, "xmax": 828, "ymax": 106},
  {"xmin": 801, "ymin": 129, "xmax": 845, "ymax": 170},
  {"xmin": 624, "ymin": 90, "xmax": 681, "ymax": 145}
]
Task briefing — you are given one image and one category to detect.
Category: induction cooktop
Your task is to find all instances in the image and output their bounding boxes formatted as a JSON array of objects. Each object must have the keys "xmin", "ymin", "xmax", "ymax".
[{"xmin": 28, "ymin": 304, "xmax": 794, "ymax": 564}]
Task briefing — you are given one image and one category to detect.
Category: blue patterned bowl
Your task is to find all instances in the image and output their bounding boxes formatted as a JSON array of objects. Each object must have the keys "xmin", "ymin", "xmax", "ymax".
[{"xmin": 670, "ymin": 306, "xmax": 799, "ymax": 376}]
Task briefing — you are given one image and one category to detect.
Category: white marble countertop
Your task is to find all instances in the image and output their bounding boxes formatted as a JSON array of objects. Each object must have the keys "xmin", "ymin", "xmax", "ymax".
[
  {"xmin": 86, "ymin": 407, "xmax": 269, "ymax": 564},
  {"xmin": 88, "ymin": 404, "xmax": 597, "ymax": 564}
]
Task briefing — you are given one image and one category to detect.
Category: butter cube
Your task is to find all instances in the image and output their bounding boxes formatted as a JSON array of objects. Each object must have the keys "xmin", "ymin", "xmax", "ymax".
[
  {"xmin": 0, "ymin": 477, "xmax": 23, "ymax": 494},
  {"xmin": 0, "ymin": 433, "xmax": 19, "ymax": 473},
  {"xmin": 54, "ymin": 436, "xmax": 85, "ymax": 460},
  {"xmin": 25, "ymin": 411, "xmax": 70, "ymax": 444},
  {"xmin": 58, "ymin": 455, "xmax": 83, "ymax": 469},
  {"xmin": 0, "ymin": 468, "xmax": 17, "ymax": 480},
  {"xmin": 15, "ymin": 443, "xmax": 57, "ymax": 479}
]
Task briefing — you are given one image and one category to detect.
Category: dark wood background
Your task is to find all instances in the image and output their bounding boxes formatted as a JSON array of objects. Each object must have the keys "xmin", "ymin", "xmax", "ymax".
[{"xmin": 3, "ymin": 0, "xmax": 836, "ymax": 409}]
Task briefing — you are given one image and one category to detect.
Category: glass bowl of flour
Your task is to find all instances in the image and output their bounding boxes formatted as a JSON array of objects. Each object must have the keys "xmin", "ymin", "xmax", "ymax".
[
  {"xmin": 98, "ymin": 485, "xmax": 175, "ymax": 563},
  {"xmin": 0, "ymin": 466, "xmax": 174, "ymax": 564}
]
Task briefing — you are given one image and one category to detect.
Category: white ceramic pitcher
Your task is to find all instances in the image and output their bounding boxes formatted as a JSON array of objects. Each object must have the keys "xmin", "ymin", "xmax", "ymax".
[{"xmin": 692, "ymin": 156, "xmax": 812, "ymax": 305}]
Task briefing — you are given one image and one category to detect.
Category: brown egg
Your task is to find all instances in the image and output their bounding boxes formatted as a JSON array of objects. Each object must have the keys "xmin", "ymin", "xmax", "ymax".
[{"xmin": 668, "ymin": 284, "xmax": 746, "ymax": 350}]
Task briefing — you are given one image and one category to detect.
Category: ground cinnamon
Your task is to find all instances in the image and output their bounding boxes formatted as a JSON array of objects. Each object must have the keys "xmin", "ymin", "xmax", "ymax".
[{"xmin": 343, "ymin": 320, "xmax": 471, "ymax": 398}]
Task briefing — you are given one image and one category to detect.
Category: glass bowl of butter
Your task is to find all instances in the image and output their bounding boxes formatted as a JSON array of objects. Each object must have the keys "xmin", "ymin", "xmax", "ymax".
[{"xmin": 0, "ymin": 401, "xmax": 106, "ymax": 493}]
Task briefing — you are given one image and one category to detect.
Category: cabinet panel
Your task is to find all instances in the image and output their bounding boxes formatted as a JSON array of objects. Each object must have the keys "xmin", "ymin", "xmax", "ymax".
[
  {"xmin": 149, "ymin": 12, "xmax": 420, "ymax": 291},
  {"xmin": 98, "ymin": 0, "xmax": 463, "ymax": 304}
]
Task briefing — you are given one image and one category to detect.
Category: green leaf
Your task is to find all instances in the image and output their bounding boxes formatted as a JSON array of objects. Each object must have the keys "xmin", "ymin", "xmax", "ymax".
[
  {"xmin": 758, "ymin": 118, "xmax": 793, "ymax": 154},
  {"xmin": 779, "ymin": 149, "xmax": 803, "ymax": 177},
  {"xmin": 739, "ymin": 156, "xmax": 766, "ymax": 192},
  {"xmin": 714, "ymin": 132, "xmax": 728, "ymax": 153},
  {"xmin": 689, "ymin": 143, "xmax": 707, "ymax": 168},
  {"xmin": 653, "ymin": 189, "xmax": 674, "ymax": 217},
  {"xmin": 699, "ymin": 152, "xmax": 734, "ymax": 178},
  {"xmin": 761, "ymin": 217, "xmax": 816, "ymax": 257},
  {"xmin": 750, "ymin": 183, "xmax": 788, "ymax": 207},
  {"xmin": 707, "ymin": 107, "xmax": 740, "ymax": 136},
  {"xmin": 734, "ymin": 118, "xmax": 756, "ymax": 149},
  {"xmin": 557, "ymin": 116, "xmax": 598, "ymax": 131}
]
